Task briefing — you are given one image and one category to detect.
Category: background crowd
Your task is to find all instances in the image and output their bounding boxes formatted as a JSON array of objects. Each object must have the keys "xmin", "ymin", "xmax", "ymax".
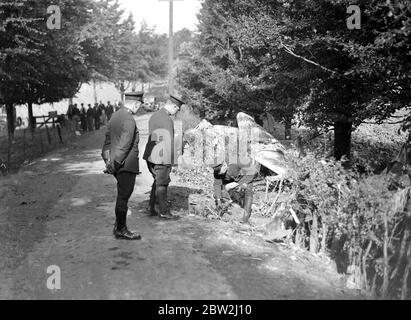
[{"xmin": 66, "ymin": 101, "xmax": 119, "ymax": 133}]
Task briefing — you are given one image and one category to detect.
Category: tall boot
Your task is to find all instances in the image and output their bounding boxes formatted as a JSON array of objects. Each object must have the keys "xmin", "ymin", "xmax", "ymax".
[
  {"xmin": 241, "ymin": 193, "xmax": 253, "ymax": 223},
  {"xmin": 156, "ymin": 186, "xmax": 179, "ymax": 220},
  {"xmin": 113, "ymin": 209, "xmax": 141, "ymax": 240},
  {"xmin": 115, "ymin": 208, "xmax": 127, "ymax": 231},
  {"xmin": 148, "ymin": 183, "xmax": 158, "ymax": 216}
]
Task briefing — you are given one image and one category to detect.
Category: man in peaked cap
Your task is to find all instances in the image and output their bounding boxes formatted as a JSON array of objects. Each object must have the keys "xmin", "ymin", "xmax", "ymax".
[
  {"xmin": 101, "ymin": 91, "xmax": 144, "ymax": 240},
  {"xmin": 143, "ymin": 93, "xmax": 184, "ymax": 220}
]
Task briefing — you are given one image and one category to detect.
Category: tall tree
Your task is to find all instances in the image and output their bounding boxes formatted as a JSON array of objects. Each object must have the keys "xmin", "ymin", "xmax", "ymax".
[
  {"xmin": 177, "ymin": 0, "xmax": 411, "ymax": 159},
  {"xmin": 0, "ymin": 0, "xmax": 43, "ymax": 137},
  {"xmin": 0, "ymin": 0, "xmax": 112, "ymax": 134}
]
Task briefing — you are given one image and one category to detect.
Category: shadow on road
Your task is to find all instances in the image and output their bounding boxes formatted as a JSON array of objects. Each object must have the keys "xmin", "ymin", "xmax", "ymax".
[{"xmin": 168, "ymin": 186, "xmax": 203, "ymax": 212}]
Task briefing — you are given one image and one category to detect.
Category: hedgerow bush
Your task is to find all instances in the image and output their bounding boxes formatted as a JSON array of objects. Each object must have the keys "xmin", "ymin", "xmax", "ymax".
[
  {"xmin": 298, "ymin": 122, "xmax": 405, "ymax": 173},
  {"xmin": 284, "ymin": 152, "xmax": 411, "ymax": 299}
]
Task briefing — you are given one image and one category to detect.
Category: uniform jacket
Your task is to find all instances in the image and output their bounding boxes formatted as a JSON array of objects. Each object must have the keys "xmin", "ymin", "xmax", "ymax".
[
  {"xmin": 102, "ymin": 107, "xmax": 140, "ymax": 174},
  {"xmin": 86, "ymin": 107, "xmax": 95, "ymax": 118},
  {"xmin": 106, "ymin": 105, "xmax": 114, "ymax": 115},
  {"xmin": 143, "ymin": 108, "xmax": 175, "ymax": 165}
]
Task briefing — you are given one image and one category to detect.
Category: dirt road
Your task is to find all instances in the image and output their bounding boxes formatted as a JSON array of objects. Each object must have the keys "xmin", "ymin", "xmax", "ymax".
[{"xmin": 0, "ymin": 114, "xmax": 359, "ymax": 299}]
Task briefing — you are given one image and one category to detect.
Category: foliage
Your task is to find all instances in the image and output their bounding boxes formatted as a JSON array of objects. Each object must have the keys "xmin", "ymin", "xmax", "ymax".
[
  {"xmin": 283, "ymin": 152, "xmax": 411, "ymax": 298},
  {"xmin": 299, "ymin": 119, "xmax": 406, "ymax": 172},
  {"xmin": 177, "ymin": 0, "xmax": 411, "ymax": 158},
  {"xmin": 0, "ymin": 0, "xmax": 168, "ymax": 137}
]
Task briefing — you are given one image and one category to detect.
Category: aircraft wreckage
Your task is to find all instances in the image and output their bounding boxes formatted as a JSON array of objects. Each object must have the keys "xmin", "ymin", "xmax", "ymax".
[{"xmin": 181, "ymin": 112, "xmax": 288, "ymax": 177}]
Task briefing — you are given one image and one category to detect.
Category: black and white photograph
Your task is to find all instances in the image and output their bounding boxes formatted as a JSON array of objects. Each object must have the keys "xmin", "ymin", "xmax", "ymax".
[{"xmin": 0, "ymin": 0, "xmax": 410, "ymax": 305}]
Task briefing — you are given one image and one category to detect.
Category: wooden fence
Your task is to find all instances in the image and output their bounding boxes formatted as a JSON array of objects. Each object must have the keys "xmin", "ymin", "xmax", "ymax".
[{"xmin": 0, "ymin": 118, "xmax": 76, "ymax": 174}]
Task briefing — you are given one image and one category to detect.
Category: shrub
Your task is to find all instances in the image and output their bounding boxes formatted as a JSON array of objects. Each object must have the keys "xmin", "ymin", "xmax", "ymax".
[{"xmin": 283, "ymin": 152, "xmax": 411, "ymax": 298}]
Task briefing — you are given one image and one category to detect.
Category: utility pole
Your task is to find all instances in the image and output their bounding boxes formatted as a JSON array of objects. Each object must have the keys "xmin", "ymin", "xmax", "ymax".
[{"xmin": 159, "ymin": 0, "xmax": 183, "ymax": 95}]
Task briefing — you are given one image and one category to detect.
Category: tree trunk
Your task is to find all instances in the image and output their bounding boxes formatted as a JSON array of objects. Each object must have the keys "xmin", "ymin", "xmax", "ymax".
[
  {"xmin": 284, "ymin": 116, "xmax": 292, "ymax": 140},
  {"xmin": 334, "ymin": 116, "xmax": 352, "ymax": 160},
  {"xmin": 5, "ymin": 103, "xmax": 15, "ymax": 140},
  {"xmin": 93, "ymin": 79, "xmax": 98, "ymax": 104},
  {"xmin": 28, "ymin": 102, "xmax": 35, "ymax": 132},
  {"xmin": 381, "ymin": 210, "xmax": 390, "ymax": 297}
]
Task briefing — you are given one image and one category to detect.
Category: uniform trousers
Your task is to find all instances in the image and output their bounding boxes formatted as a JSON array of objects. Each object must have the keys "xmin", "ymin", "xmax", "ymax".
[
  {"xmin": 146, "ymin": 161, "xmax": 171, "ymax": 213},
  {"xmin": 227, "ymin": 182, "xmax": 254, "ymax": 207},
  {"xmin": 114, "ymin": 171, "xmax": 136, "ymax": 229}
]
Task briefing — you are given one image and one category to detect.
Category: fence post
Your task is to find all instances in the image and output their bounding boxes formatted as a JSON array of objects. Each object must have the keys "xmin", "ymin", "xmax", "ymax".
[
  {"xmin": 45, "ymin": 125, "xmax": 51, "ymax": 144},
  {"xmin": 57, "ymin": 124, "xmax": 63, "ymax": 143}
]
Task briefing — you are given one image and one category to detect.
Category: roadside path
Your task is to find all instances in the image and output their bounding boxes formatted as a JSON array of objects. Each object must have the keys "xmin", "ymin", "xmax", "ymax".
[{"xmin": 0, "ymin": 114, "xmax": 358, "ymax": 299}]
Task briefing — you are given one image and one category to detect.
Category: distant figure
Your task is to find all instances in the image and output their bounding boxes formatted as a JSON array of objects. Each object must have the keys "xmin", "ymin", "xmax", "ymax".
[
  {"xmin": 106, "ymin": 101, "xmax": 114, "ymax": 121},
  {"xmin": 154, "ymin": 97, "xmax": 159, "ymax": 110},
  {"xmin": 86, "ymin": 104, "xmax": 95, "ymax": 131},
  {"xmin": 93, "ymin": 103, "xmax": 101, "ymax": 130},
  {"xmin": 72, "ymin": 104, "xmax": 81, "ymax": 132},
  {"xmin": 98, "ymin": 101, "xmax": 107, "ymax": 125},
  {"xmin": 80, "ymin": 103, "xmax": 87, "ymax": 131}
]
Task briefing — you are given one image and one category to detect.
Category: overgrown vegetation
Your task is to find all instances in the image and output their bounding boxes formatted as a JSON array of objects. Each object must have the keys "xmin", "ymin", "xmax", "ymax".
[
  {"xmin": 176, "ymin": 105, "xmax": 411, "ymax": 299},
  {"xmin": 280, "ymin": 152, "xmax": 411, "ymax": 299}
]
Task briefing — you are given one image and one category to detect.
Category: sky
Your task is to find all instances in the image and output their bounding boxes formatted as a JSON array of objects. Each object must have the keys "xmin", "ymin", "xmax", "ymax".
[{"xmin": 117, "ymin": 0, "xmax": 203, "ymax": 34}]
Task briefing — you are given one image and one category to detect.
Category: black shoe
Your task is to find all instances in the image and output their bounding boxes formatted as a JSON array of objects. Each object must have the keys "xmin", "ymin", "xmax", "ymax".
[
  {"xmin": 114, "ymin": 227, "xmax": 142, "ymax": 240},
  {"xmin": 158, "ymin": 212, "xmax": 180, "ymax": 220}
]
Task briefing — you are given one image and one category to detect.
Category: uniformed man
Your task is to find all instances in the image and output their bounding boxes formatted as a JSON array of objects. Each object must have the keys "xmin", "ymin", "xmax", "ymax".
[
  {"xmin": 80, "ymin": 103, "xmax": 87, "ymax": 131},
  {"xmin": 212, "ymin": 160, "xmax": 259, "ymax": 223},
  {"xmin": 86, "ymin": 104, "xmax": 95, "ymax": 131},
  {"xmin": 143, "ymin": 94, "xmax": 183, "ymax": 219},
  {"xmin": 102, "ymin": 92, "xmax": 143, "ymax": 240},
  {"xmin": 106, "ymin": 101, "xmax": 114, "ymax": 121},
  {"xmin": 93, "ymin": 102, "xmax": 102, "ymax": 130}
]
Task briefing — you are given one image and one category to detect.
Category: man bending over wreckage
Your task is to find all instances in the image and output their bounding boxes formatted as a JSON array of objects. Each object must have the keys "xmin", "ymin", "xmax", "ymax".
[{"xmin": 211, "ymin": 160, "xmax": 259, "ymax": 224}]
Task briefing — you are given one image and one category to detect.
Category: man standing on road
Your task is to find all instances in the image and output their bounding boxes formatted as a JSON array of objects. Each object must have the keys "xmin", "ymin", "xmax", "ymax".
[
  {"xmin": 72, "ymin": 103, "xmax": 81, "ymax": 132},
  {"xmin": 106, "ymin": 101, "xmax": 114, "ymax": 121},
  {"xmin": 80, "ymin": 103, "xmax": 87, "ymax": 132},
  {"xmin": 143, "ymin": 94, "xmax": 183, "ymax": 220},
  {"xmin": 86, "ymin": 104, "xmax": 95, "ymax": 131},
  {"xmin": 102, "ymin": 92, "xmax": 144, "ymax": 240},
  {"xmin": 93, "ymin": 103, "xmax": 101, "ymax": 130}
]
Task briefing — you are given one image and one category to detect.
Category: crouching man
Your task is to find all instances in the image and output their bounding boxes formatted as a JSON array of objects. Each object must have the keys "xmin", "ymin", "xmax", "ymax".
[{"xmin": 212, "ymin": 161, "xmax": 258, "ymax": 223}]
